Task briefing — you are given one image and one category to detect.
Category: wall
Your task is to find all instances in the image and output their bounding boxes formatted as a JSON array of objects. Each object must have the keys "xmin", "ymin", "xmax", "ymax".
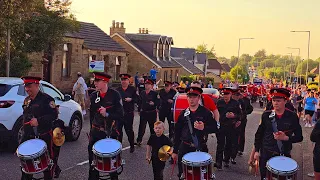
[{"xmin": 207, "ymin": 69, "xmax": 221, "ymax": 76}]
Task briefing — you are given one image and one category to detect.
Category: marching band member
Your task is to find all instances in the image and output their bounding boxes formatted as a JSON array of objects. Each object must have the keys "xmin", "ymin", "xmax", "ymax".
[
  {"xmin": 52, "ymin": 108, "xmax": 65, "ymax": 178},
  {"xmin": 159, "ymin": 81, "xmax": 176, "ymax": 139},
  {"xmin": 136, "ymin": 78, "xmax": 160, "ymax": 146},
  {"xmin": 116, "ymin": 73, "xmax": 137, "ymax": 153},
  {"xmin": 254, "ymin": 88, "xmax": 303, "ymax": 180},
  {"xmin": 215, "ymin": 87, "xmax": 242, "ymax": 170},
  {"xmin": 88, "ymin": 72, "xmax": 124, "ymax": 180},
  {"xmin": 20, "ymin": 76, "xmax": 58, "ymax": 180},
  {"xmin": 172, "ymin": 86, "xmax": 218, "ymax": 179},
  {"xmin": 146, "ymin": 121, "xmax": 173, "ymax": 180}
]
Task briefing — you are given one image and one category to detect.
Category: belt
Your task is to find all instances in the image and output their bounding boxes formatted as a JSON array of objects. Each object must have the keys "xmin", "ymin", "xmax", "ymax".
[{"xmin": 183, "ymin": 141, "xmax": 195, "ymax": 147}]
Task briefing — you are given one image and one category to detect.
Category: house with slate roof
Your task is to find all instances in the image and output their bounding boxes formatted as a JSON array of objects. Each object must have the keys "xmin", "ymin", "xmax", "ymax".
[
  {"xmin": 28, "ymin": 21, "xmax": 128, "ymax": 91},
  {"xmin": 221, "ymin": 63, "xmax": 231, "ymax": 73},
  {"xmin": 206, "ymin": 58, "xmax": 223, "ymax": 76},
  {"xmin": 110, "ymin": 21, "xmax": 194, "ymax": 84},
  {"xmin": 170, "ymin": 47, "xmax": 203, "ymax": 75}
]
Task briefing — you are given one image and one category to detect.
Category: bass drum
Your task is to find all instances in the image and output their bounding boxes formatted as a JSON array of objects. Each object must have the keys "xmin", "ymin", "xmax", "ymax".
[{"xmin": 173, "ymin": 94, "xmax": 189, "ymax": 123}]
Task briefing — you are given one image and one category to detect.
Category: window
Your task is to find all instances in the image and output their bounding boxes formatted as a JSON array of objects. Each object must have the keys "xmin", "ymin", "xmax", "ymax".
[
  {"xmin": 159, "ymin": 43, "xmax": 163, "ymax": 58},
  {"xmin": 153, "ymin": 44, "xmax": 157, "ymax": 57},
  {"xmin": 164, "ymin": 44, "xmax": 169, "ymax": 58},
  {"xmin": 175, "ymin": 70, "xmax": 179, "ymax": 82},
  {"xmin": 170, "ymin": 70, "xmax": 173, "ymax": 81},
  {"xmin": 17, "ymin": 85, "xmax": 27, "ymax": 96},
  {"xmin": 0, "ymin": 84, "xmax": 13, "ymax": 97},
  {"xmin": 62, "ymin": 43, "xmax": 72, "ymax": 77},
  {"xmin": 41, "ymin": 84, "xmax": 63, "ymax": 101},
  {"xmin": 92, "ymin": 55, "xmax": 96, "ymax": 60},
  {"xmin": 164, "ymin": 71, "xmax": 168, "ymax": 82}
]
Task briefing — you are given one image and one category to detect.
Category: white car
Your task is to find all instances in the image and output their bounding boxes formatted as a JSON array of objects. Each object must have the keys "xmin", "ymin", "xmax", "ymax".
[{"xmin": 0, "ymin": 77, "xmax": 83, "ymax": 146}]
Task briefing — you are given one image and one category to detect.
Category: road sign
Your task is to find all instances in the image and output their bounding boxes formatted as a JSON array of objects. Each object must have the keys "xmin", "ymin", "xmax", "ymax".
[{"xmin": 89, "ymin": 60, "xmax": 104, "ymax": 72}]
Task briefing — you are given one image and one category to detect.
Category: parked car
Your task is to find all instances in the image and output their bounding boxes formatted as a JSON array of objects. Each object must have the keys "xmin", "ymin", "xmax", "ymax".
[{"xmin": 0, "ymin": 77, "xmax": 83, "ymax": 147}]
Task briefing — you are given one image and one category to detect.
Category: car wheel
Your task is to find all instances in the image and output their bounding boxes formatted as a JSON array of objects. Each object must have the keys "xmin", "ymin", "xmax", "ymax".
[
  {"xmin": 11, "ymin": 117, "xmax": 24, "ymax": 150},
  {"xmin": 66, "ymin": 114, "xmax": 82, "ymax": 141}
]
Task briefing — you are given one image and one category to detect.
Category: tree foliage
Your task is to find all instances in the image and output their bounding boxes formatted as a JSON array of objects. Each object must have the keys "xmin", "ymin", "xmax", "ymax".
[{"xmin": 195, "ymin": 43, "xmax": 217, "ymax": 59}]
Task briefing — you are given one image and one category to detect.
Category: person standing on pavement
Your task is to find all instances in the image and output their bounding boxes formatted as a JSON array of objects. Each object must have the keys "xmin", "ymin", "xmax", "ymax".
[
  {"xmin": 52, "ymin": 111, "xmax": 65, "ymax": 178},
  {"xmin": 73, "ymin": 72, "xmax": 87, "ymax": 115},
  {"xmin": 88, "ymin": 72, "xmax": 124, "ymax": 180},
  {"xmin": 136, "ymin": 78, "xmax": 160, "ymax": 146},
  {"xmin": 150, "ymin": 66, "xmax": 158, "ymax": 82},
  {"xmin": 20, "ymin": 76, "xmax": 58, "ymax": 180},
  {"xmin": 171, "ymin": 86, "xmax": 218, "ymax": 179},
  {"xmin": 116, "ymin": 74, "xmax": 137, "ymax": 153},
  {"xmin": 137, "ymin": 78, "xmax": 145, "ymax": 95},
  {"xmin": 215, "ymin": 87, "xmax": 242, "ymax": 170},
  {"xmin": 87, "ymin": 78, "xmax": 96, "ymax": 96},
  {"xmin": 158, "ymin": 81, "xmax": 176, "ymax": 139},
  {"xmin": 134, "ymin": 72, "xmax": 139, "ymax": 87},
  {"xmin": 310, "ymin": 117, "xmax": 320, "ymax": 180},
  {"xmin": 254, "ymin": 88, "xmax": 303, "ymax": 180},
  {"xmin": 304, "ymin": 91, "xmax": 318, "ymax": 128}
]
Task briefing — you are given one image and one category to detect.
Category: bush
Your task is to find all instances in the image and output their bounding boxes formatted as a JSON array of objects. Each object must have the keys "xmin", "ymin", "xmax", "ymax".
[{"xmin": 181, "ymin": 75, "xmax": 195, "ymax": 82}]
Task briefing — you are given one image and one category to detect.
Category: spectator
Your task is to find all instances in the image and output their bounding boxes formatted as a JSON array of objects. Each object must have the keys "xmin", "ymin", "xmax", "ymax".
[
  {"xmin": 72, "ymin": 72, "xmax": 87, "ymax": 115},
  {"xmin": 142, "ymin": 73, "xmax": 148, "ymax": 81},
  {"xmin": 185, "ymin": 81, "xmax": 190, "ymax": 88},
  {"xmin": 207, "ymin": 81, "xmax": 213, "ymax": 88},
  {"xmin": 87, "ymin": 77, "xmax": 96, "ymax": 95},
  {"xmin": 134, "ymin": 72, "xmax": 139, "ymax": 87},
  {"xmin": 153, "ymin": 79, "xmax": 162, "ymax": 90},
  {"xmin": 304, "ymin": 91, "xmax": 318, "ymax": 128},
  {"xmin": 150, "ymin": 66, "xmax": 158, "ymax": 82},
  {"xmin": 137, "ymin": 78, "xmax": 145, "ymax": 95},
  {"xmin": 309, "ymin": 118, "xmax": 320, "ymax": 179}
]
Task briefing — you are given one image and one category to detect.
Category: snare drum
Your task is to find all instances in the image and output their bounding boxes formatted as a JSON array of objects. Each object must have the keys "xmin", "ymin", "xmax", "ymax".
[
  {"xmin": 17, "ymin": 139, "xmax": 51, "ymax": 174},
  {"xmin": 92, "ymin": 138, "xmax": 124, "ymax": 173},
  {"xmin": 173, "ymin": 94, "xmax": 189, "ymax": 123},
  {"xmin": 266, "ymin": 156, "xmax": 298, "ymax": 180},
  {"xmin": 182, "ymin": 152, "xmax": 214, "ymax": 180}
]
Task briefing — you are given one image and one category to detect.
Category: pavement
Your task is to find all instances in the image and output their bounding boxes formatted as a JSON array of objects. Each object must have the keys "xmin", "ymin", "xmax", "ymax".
[{"xmin": 0, "ymin": 103, "xmax": 309, "ymax": 180}]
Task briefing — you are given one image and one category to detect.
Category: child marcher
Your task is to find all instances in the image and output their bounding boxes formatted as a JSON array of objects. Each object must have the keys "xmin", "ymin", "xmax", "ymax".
[{"xmin": 146, "ymin": 121, "xmax": 173, "ymax": 180}]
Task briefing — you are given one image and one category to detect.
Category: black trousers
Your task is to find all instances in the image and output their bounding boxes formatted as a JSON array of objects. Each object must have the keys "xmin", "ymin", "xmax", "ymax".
[
  {"xmin": 21, "ymin": 133, "xmax": 54, "ymax": 180},
  {"xmin": 117, "ymin": 112, "xmax": 135, "ymax": 147},
  {"xmin": 52, "ymin": 144, "xmax": 61, "ymax": 175},
  {"xmin": 88, "ymin": 129, "xmax": 118, "ymax": 180},
  {"xmin": 259, "ymin": 149, "xmax": 291, "ymax": 180},
  {"xmin": 137, "ymin": 111, "xmax": 157, "ymax": 143},
  {"xmin": 177, "ymin": 143, "xmax": 197, "ymax": 178},
  {"xmin": 158, "ymin": 108, "xmax": 174, "ymax": 138},
  {"xmin": 215, "ymin": 125, "xmax": 238, "ymax": 165},
  {"xmin": 238, "ymin": 119, "xmax": 247, "ymax": 152},
  {"xmin": 151, "ymin": 156, "xmax": 166, "ymax": 180}
]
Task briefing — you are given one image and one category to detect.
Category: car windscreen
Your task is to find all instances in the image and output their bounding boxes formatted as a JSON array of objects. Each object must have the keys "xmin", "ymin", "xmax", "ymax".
[{"xmin": 0, "ymin": 84, "xmax": 13, "ymax": 97}]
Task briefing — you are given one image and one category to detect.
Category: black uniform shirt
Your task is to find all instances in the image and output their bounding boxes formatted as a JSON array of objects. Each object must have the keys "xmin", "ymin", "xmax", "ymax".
[
  {"xmin": 241, "ymin": 97, "xmax": 254, "ymax": 117},
  {"xmin": 311, "ymin": 120, "xmax": 320, "ymax": 152},
  {"xmin": 217, "ymin": 99, "xmax": 242, "ymax": 126},
  {"xmin": 137, "ymin": 83, "xmax": 145, "ymax": 94},
  {"xmin": 159, "ymin": 88, "xmax": 176, "ymax": 111},
  {"xmin": 147, "ymin": 134, "xmax": 173, "ymax": 158},
  {"xmin": 138, "ymin": 90, "xmax": 159, "ymax": 112},
  {"xmin": 23, "ymin": 91, "xmax": 58, "ymax": 135},
  {"xmin": 90, "ymin": 89, "xmax": 124, "ymax": 128},
  {"xmin": 173, "ymin": 105, "xmax": 217, "ymax": 153},
  {"xmin": 116, "ymin": 86, "xmax": 137, "ymax": 113},
  {"xmin": 254, "ymin": 109, "xmax": 303, "ymax": 153}
]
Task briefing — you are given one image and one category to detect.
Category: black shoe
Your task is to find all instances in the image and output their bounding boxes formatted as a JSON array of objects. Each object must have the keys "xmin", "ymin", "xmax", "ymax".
[
  {"xmin": 224, "ymin": 162, "xmax": 230, "ymax": 168},
  {"xmin": 54, "ymin": 168, "xmax": 62, "ymax": 178},
  {"xmin": 231, "ymin": 159, "xmax": 236, "ymax": 164},
  {"xmin": 214, "ymin": 163, "xmax": 222, "ymax": 170},
  {"xmin": 134, "ymin": 141, "xmax": 142, "ymax": 146},
  {"xmin": 130, "ymin": 146, "xmax": 135, "ymax": 153},
  {"xmin": 238, "ymin": 151, "xmax": 243, "ymax": 156}
]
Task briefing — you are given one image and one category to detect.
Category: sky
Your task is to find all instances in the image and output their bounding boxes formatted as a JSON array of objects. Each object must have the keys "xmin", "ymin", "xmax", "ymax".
[{"xmin": 70, "ymin": 0, "xmax": 320, "ymax": 60}]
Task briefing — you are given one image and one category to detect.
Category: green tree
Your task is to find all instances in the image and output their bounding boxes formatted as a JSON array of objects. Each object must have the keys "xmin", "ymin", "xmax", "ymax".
[
  {"xmin": 230, "ymin": 56, "xmax": 238, "ymax": 67},
  {"xmin": 230, "ymin": 65, "xmax": 247, "ymax": 81},
  {"xmin": 196, "ymin": 43, "xmax": 216, "ymax": 59}
]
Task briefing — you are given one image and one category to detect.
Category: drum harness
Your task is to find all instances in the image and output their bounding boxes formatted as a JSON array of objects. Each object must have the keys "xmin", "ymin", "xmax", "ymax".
[
  {"xmin": 269, "ymin": 110, "xmax": 284, "ymax": 156},
  {"xmin": 184, "ymin": 108, "xmax": 200, "ymax": 151}
]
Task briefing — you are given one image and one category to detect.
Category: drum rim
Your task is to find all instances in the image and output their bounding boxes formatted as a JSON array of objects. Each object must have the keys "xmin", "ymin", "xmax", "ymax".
[
  {"xmin": 266, "ymin": 157, "xmax": 299, "ymax": 175},
  {"xmin": 92, "ymin": 138, "xmax": 122, "ymax": 157},
  {"xmin": 94, "ymin": 166, "xmax": 122, "ymax": 173},
  {"xmin": 17, "ymin": 139, "xmax": 48, "ymax": 159},
  {"xmin": 22, "ymin": 166, "xmax": 48, "ymax": 174},
  {"xmin": 181, "ymin": 152, "xmax": 213, "ymax": 167}
]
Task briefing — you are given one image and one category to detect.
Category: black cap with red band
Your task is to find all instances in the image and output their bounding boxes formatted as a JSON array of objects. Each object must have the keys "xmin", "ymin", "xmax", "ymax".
[
  {"xmin": 145, "ymin": 78, "xmax": 154, "ymax": 85},
  {"xmin": 270, "ymin": 88, "xmax": 290, "ymax": 99},
  {"xmin": 164, "ymin": 81, "xmax": 172, "ymax": 86},
  {"xmin": 119, "ymin": 73, "xmax": 131, "ymax": 79},
  {"xmin": 185, "ymin": 86, "xmax": 203, "ymax": 95},
  {"xmin": 94, "ymin": 72, "xmax": 111, "ymax": 82},
  {"xmin": 21, "ymin": 76, "xmax": 42, "ymax": 85},
  {"xmin": 219, "ymin": 87, "xmax": 233, "ymax": 95}
]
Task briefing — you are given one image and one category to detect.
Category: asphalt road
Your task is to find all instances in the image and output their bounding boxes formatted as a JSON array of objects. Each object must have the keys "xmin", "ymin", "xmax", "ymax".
[{"xmin": 0, "ymin": 103, "xmax": 303, "ymax": 180}]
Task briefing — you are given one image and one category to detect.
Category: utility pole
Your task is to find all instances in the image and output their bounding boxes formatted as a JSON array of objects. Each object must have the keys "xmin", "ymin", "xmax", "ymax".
[{"xmin": 6, "ymin": 0, "xmax": 11, "ymax": 77}]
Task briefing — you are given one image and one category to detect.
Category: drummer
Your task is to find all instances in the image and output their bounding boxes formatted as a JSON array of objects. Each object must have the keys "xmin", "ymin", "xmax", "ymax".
[
  {"xmin": 20, "ymin": 76, "xmax": 58, "ymax": 180},
  {"xmin": 172, "ymin": 86, "xmax": 218, "ymax": 179},
  {"xmin": 146, "ymin": 121, "xmax": 173, "ymax": 180},
  {"xmin": 254, "ymin": 88, "xmax": 303, "ymax": 180},
  {"xmin": 88, "ymin": 72, "xmax": 124, "ymax": 180}
]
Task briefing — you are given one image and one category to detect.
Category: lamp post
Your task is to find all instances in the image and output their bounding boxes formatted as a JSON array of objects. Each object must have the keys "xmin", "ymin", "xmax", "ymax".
[
  {"xmin": 287, "ymin": 47, "xmax": 301, "ymax": 84},
  {"xmin": 290, "ymin": 30, "xmax": 310, "ymax": 84},
  {"xmin": 237, "ymin": 37, "xmax": 254, "ymax": 82},
  {"xmin": 287, "ymin": 53, "xmax": 293, "ymax": 86}
]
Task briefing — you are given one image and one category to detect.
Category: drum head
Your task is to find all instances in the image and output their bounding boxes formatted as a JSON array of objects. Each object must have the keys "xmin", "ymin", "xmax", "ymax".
[
  {"xmin": 267, "ymin": 156, "xmax": 298, "ymax": 175},
  {"xmin": 182, "ymin": 152, "xmax": 212, "ymax": 167},
  {"xmin": 17, "ymin": 139, "xmax": 47, "ymax": 157},
  {"xmin": 93, "ymin": 138, "xmax": 122, "ymax": 157}
]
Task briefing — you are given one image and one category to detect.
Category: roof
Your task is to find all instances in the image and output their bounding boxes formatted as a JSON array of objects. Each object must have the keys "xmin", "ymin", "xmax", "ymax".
[
  {"xmin": 207, "ymin": 59, "xmax": 223, "ymax": 70},
  {"xmin": 196, "ymin": 53, "xmax": 207, "ymax": 64},
  {"xmin": 126, "ymin": 33, "xmax": 161, "ymax": 42},
  {"xmin": 74, "ymin": 22, "xmax": 125, "ymax": 52},
  {"xmin": 172, "ymin": 57, "xmax": 203, "ymax": 74},
  {"xmin": 310, "ymin": 67, "xmax": 318, "ymax": 74},
  {"xmin": 221, "ymin": 63, "xmax": 231, "ymax": 72},
  {"xmin": 170, "ymin": 47, "xmax": 196, "ymax": 61}
]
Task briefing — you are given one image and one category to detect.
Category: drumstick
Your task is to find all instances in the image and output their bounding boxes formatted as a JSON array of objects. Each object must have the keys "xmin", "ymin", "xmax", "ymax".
[
  {"xmin": 255, "ymin": 160, "xmax": 259, "ymax": 177},
  {"xmin": 170, "ymin": 158, "xmax": 177, "ymax": 179}
]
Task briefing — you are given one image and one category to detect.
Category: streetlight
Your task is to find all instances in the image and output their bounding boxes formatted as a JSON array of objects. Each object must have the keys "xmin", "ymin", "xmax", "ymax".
[
  {"xmin": 287, "ymin": 53, "xmax": 293, "ymax": 85},
  {"xmin": 237, "ymin": 37, "xmax": 254, "ymax": 82},
  {"xmin": 287, "ymin": 47, "xmax": 301, "ymax": 84},
  {"xmin": 290, "ymin": 30, "xmax": 310, "ymax": 83}
]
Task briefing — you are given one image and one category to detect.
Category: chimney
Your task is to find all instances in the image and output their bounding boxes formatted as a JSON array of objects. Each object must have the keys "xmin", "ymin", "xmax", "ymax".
[
  {"xmin": 146, "ymin": 28, "xmax": 149, "ymax": 34},
  {"xmin": 139, "ymin": 28, "xmax": 141, "ymax": 34},
  {"xmin": 110, "ymin": 21, "xmax": 126, "ymax": 37},
  {"xmin": 142, "ymin": 28, "xmax": 145, "ymax": 34}
]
